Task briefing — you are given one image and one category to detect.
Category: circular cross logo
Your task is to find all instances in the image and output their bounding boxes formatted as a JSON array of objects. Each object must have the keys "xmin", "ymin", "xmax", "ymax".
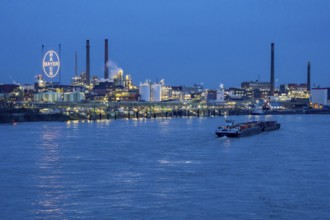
[{"xmin": 42, "ymin": 50, "xmax": 60, "ymax": 78}]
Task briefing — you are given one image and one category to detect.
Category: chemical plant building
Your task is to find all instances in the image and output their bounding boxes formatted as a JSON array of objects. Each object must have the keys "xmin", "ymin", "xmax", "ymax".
[
  {"xmin": 1, "ymin": 41, "xmax": 328, "ymax": 113},
  {"xmin": 241, "ymin": 81, "xmax": 272, "ymax": 99},
  {"xmin": 30, "ymin": 35, "xmax": 224, "ymax": 104},
  {"xmin": 0, "ymin": 84, "xmax": 20, "ymax": 101},
  {"xmin": 310, "ymin": 88, "xmax": 330, "ymax": 107}
]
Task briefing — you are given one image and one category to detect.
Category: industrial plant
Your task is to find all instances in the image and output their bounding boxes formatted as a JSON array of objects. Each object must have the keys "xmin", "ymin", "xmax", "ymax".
[{"xmin": 1, "ymin": 40, "xmax": 330, "ymax": 123}]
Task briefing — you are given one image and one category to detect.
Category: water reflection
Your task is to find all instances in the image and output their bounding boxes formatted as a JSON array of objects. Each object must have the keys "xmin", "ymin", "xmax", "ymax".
[
  {"xmin": 66, "ymin": 120, "xmax": 80, "ymax": 129},
  {"xmin": 39, "ymin": 126, "xmax": 61, "ymax": 166},
  {"xmin": 34, "ymin": 125, "xmax": 67, "ymax": 219},
  {"xmin": 223, "ymin": 138, "xmax": 232, "ymax": 153},
  {"xmin": 159, "ymin": 119, "xmax": 170, "ymax": 134},
  {"xmin": 158, "ymin": 159, "xmax": 195, "ymax": 165}
]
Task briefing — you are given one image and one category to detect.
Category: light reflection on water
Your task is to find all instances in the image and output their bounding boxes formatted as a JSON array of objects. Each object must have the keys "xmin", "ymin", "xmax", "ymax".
[
  {"xmin": 223, "ymin": 138, "xmax": 232, "ymax": 149},
  {"xmin": 35, "ymin": 125, "xmax": 67, "ymax": 219},
  {"xmin": 1, "ymin": 115, "xmax": 330, "ymax": 219}
]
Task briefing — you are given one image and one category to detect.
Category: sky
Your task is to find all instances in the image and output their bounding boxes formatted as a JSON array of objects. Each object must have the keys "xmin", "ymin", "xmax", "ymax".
[{"xmin": 0, "ymin": 0, "xmax": 329, "ymax": 89}]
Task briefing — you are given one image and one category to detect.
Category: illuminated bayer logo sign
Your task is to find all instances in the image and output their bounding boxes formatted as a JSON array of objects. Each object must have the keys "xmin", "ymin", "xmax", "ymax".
[{"xmin": 42, "ymin": 50, "xmax": 60, "ymax": 78}]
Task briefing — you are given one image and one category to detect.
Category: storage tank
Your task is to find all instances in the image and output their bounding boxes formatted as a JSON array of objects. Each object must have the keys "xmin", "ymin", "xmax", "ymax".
[
  {"xmin": 64, "ymin": 91, "xmax": 85, "ymax": 102},
  {"xmin": 63, "ymin": 93, "xmax": 71, "ymax": 102},
  {"xmin": 33, "ymin": 93, "xmax": 41, "ymax": 102},
  {"xmin": 151, "ymin": 83, "xmax": 162, "ymax": 102},
  {"xmin": 75, "ymin": 92, "xmax": 85, "ymax": 102},
  {"xmin": 47, "ymin": 92, "xmax": 62, "ymax": 102},
  {"xmin": 139, "ymin": 81, "xmax": 151, "ymax": 101},
  {"xmin": 34, "ymin": 91, "xmax": 62, "ymax": 102}
]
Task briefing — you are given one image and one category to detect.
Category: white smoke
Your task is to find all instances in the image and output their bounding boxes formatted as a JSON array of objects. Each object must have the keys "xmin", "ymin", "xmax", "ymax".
[{"xmin": 106, "ymin": 60, "xmax": 123, "ymax": 80}]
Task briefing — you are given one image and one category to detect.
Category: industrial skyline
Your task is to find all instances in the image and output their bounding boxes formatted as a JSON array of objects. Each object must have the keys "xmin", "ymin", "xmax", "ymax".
[{"xmin": 0, "ymin": 0, "xmax": 329, "ymax": 88}]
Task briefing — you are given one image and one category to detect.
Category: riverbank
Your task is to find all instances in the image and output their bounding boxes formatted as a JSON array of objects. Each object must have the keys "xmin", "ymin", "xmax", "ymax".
[{"xmin": 1, "ymin": 106, "xmax": 329, "ymax": 124}]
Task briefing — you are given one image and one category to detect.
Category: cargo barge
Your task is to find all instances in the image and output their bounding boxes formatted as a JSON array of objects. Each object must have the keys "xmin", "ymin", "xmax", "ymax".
[{"xmin": 215, "ymin": 119, "xmax": 280, "ymax": 138}]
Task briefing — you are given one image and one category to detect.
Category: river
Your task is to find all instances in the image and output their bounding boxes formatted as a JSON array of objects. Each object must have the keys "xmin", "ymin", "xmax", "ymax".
[{"xmin": 0, "ymin": 115, "xmax": 329, "ymax": 219}]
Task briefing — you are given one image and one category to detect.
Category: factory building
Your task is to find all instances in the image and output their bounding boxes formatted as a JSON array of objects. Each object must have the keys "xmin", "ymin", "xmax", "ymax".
[
  {"xmin": 0, "ymin": 84, "xmax": 21, "ymax": 101},
  {"xmin": 107, "ymin": 89, "xmax": 139, "ymax": 102},
  {"xmin": 207, "ymin": 90, "xmax": 217, "ymax": 101},
  {"xmin": 279, "ymin": 83, "xmax": 309, "ymax": 100},
  {"xmin": 310, "ymin": 88, "xmax": 330, "ymax": 106},
  {"xmin": 241, "ymin": 81, "xmax": 271, "ymax": 99},
  {"xmin": 216, "ymin": 84, "xmax": 225, "ymax": 103},
  {"xmin": 171, "ymin": 86, "xmax": 184, "ymax": 100},
  {"xmin": 280, "ymin": 83, "xmax": 307, "ymax": 93},
  {"xmin": 241, "ymin": 81, "xmax": 270, "ymax": 90},
  {"xmin": 226, "ymin": 87, "xmax": 247, "ymax": 100},
  {"xmin": 72, "ymin": 73, "xmax": 88, "ymax": 87},
  {"xmin": 161, "ymin": 86, "xmax": 173, "ymax": 101},
  {"xmin": 20, "ymin": 84, "xmax": 35, "ymax": 101},
  {"xmin": 93, "ymin": 82, "xmax": 115, "ymax": 97},
  {"xmin": 207, "ymin": 84, "xmax": 225, "ymax": 103},
  {"xmin": 112, "ymin": 70, "xmax": 133, "ymax": 89}
]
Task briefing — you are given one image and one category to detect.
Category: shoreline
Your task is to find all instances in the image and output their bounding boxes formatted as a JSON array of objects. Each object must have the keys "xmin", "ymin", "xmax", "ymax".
[{"xmin": 1, "ymin": 106, "xmax": 329, "ymax": 124}]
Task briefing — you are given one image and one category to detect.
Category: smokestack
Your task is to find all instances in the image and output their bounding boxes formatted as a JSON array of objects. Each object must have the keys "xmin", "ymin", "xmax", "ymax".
[
  {"xmin": 270, "ymin": 43, "xmax": 275, "ymax": 96},
  {"xmin": 104, "ymin": 39, "xmax": 109, "ymax": 79},
  {"xmin": 86, "ymin": 40, "xmax": 90, "ymax": 86},
  {"xmin": 75, "ymin": 51, "xmax": 78, "ymax": 77},
  {"xmin": 307, "ymin": 61, "xmax": 311, "ymax": 92}
]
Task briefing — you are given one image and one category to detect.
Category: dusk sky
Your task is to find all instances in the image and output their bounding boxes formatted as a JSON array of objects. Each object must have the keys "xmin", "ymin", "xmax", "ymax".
[{"xmin": 0, "ymin": 0, "xmax": 329, "ymax": 88}]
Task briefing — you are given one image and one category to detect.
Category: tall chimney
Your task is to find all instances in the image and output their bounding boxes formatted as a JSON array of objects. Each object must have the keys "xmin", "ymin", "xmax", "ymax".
[
  {"xmin": 86, "ymin": 40, "xmax": 90, "ymax": 86},
  {"xmin": 104, "ymin": 39, "xmax": 109, "ymax": 79},
  {"xmin": 75, "ymin": 51, "xmax": 78, "ymax": 77},
  {"xmin": 270, "ymin": 43, "xmax": 275, "ymax": 96},
  {"xmin": 307, "ymin": 61, "xmax": 311, "ymax": 92}
]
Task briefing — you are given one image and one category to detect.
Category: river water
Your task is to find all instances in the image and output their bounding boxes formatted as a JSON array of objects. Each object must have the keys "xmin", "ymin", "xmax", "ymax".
[{"xmin": 1, "ymin": 115, "xmax": 330, "ymax": 219}]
